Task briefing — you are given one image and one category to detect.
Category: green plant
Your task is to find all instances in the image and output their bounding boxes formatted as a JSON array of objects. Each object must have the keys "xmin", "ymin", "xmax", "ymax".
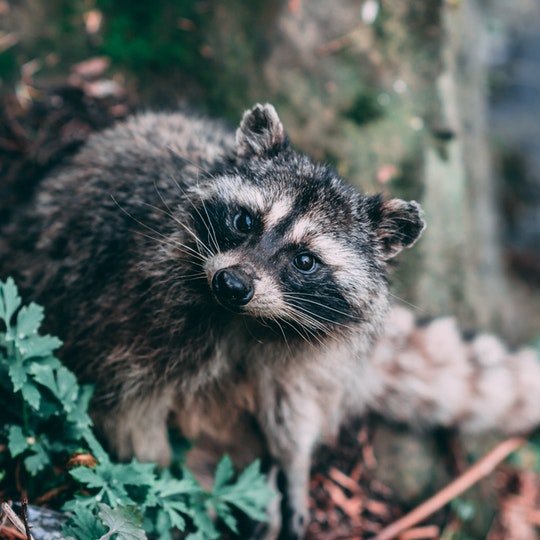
[
  {"xmin": 0, "ymin": 277, "xmax": 273, "ymax": 539},
  {"xmin": 95, "ymin": 0, "xmax": 207, "ymax": 72}
]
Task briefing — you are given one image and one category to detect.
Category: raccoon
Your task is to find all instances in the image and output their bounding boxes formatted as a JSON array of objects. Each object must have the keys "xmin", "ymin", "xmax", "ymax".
[
  {"xmin": 0, "ymin": 103, "xmax": 428, "ymax": 535},
  {"xmin": 9, "ymin": 102, "xmax": 538, "ymax": 538}
]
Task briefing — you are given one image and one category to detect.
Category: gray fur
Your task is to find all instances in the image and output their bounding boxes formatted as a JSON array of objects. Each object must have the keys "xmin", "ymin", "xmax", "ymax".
[{"xmin": 0, "ymin": 104, "xmax": 425, "ymax": 538}]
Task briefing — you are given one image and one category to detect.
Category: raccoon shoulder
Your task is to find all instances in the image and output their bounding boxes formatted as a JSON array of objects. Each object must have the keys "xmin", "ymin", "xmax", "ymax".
[{"xmin": 73, "ymin": 111, "xmax": 234, "ymax": 172}]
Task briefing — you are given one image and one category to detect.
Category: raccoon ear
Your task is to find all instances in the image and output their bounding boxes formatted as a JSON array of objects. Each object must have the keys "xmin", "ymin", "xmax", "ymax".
[
  {"xmin": 366, "ymin": 195, "xmax": 426, "ymax": 259},
  {"xmin": 236, "ymin": 103, "xmax": 287, "ymax": 158}
]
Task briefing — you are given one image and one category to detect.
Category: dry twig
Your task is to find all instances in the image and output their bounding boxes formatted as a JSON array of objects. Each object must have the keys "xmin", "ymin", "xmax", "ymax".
[
  {"xmin": 20, "ymin": 498, "xmax": 31, "ymax": 540},
  {"xmin": 374, "ymin": 437, "xmax": 526, "ymax": 540},
  {"xmin": 398, "ymin": 525, "xmax": 439, "ymax": 539}
]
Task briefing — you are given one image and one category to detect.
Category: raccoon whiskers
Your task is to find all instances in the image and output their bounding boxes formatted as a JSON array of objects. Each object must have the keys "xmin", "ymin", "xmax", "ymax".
[
  {"xmin": 200, "ymin": 197, "xmax": 220, "ymax": 255},
  {"xmin": 388, "ymin": 291, "xmax": 425, "ymax": 313},
  {"xmin": 287, "ymin": 317, "xmax": 326, "ymax": 348},
  {"xmin": 166, "ymin": 155, "xmax": 221, "ymax": 254},
  {"xmin": 152, "ymin": 180, "xmax": 217, "ymax": 258},
  {"xmin": 181, "ymin": 271, "xmax": 208, "ymax": 282},
  {"xmin": 195, "ymin": 173, "xmax": 221, "ymax": 256},
  {"xmin": 288, "ymin": 305, "xmax": 329, "ymax": 333},
  {"xmin": 277, "ymin": 315, "xmax": 320, "ymax": 347},
  {"xmin": 169, "ymin": 174, "xmax": 221, "ymax": 256},
  {"xmin": 294, "ymin": 304, "xmax": 356, "ymax": 332},
  {"xmin": 282, "ymin": 292, "xmax": 361, "ymax": 323},
  {"xmin": 278, "ymin": 305, "xmax": 329, "ymax": 347},
  {"xmin": 133, "ymin": 229, "xmax": 207, "ymax": 266},
  {"xmin": 138, "ymin": 200, "xmax": 214, "ymax": 259},
  {"xmin": 268, "ymin": 314, "xmax": 292, "ymax": 352},
  {"xmin": 111, "ymin": 196, "xmax": 209, "ymax": 264},
  {"xmin": 291, "ymin": 304, "xmax": 351, "ymax": 334}
]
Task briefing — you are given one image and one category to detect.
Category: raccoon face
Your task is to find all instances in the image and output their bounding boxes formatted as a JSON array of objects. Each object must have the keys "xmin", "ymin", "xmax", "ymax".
[{"xmin": 188, "ymin": 104, "xmax": 425, "ymax": 339}]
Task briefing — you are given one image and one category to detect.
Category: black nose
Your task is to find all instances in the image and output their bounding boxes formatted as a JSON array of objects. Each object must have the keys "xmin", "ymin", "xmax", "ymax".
[{"xmin": 212, "ymin": 268, "xmax": 254, "ymax": 307}]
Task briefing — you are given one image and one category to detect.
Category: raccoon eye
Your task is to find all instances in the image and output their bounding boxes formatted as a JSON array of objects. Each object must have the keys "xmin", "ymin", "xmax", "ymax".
[
  {"xmin": 293, "ymin": 253, "xmax": 318, "ymax": 274},
  {"xmin": 233, "ymin": 209, "xmax": 254, "ymax": 233}
]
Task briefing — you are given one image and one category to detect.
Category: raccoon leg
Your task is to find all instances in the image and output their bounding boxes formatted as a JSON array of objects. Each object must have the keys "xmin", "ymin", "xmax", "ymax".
[
  {"xmin": 257, "ymin": 384, "xmax": 324, "ymax": 539},
  {"xmin": 96, "ymin": 390, "xmax": 174, "ymax": 465},
  {"xmin": 249, "ymin": 465, "xmax": 283, "ymax": 540},
  {"xmin": 365, "ymin": 306, "xmax": 540, "ymax": 434},
  {"xmin": 265, "ymin": 465, "xmax": 283, "ymax": 540}
]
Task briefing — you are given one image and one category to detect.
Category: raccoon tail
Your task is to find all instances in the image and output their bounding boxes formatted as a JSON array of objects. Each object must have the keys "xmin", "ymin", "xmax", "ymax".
[{"xmin": 366, "ymin": 306, "xmax": 540, "ymax": 434}]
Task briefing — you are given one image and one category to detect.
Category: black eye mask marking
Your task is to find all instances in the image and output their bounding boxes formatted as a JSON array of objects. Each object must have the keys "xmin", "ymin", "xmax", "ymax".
[
  {"xmin": 279, "ymin": 262, "xmax": 354, "ymax": 329},
  {"xmin": 191, "ymin": 200, "xmax": 261, "ymax": 252}
]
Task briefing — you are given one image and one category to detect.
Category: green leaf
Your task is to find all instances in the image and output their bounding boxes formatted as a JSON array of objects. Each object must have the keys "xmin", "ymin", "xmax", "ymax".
[
  {"xmin": 0, "ymin": 277, "xmax": 21, "ymax": 325},
  {"xmin": 185, "ymin": 532, "xmax": 211, "ymax": 540},
  {"xmin": 212, "ymin": 455, "xmax": 234, "ymax": 492},
  {"xmin": 18, "ymin": 334, "xmax": 62, "ymax": 360},
  {"xmin": 16, "ymin": 302, "xmax": 44, "ymax": 338},
  {"xmin": 111, "ymin": 460, "xmax": 157, "ymax": 489},
  {"xmin": 97, "ymin": 504, "xmax": 147, "ymax": 540},
  {"xmin": 7, "ymin": 354, "xmax": 27, "ymax": 392},
  {"xmin": 212, "ymin": 459, "xmax": 273, "ymax": 524},
  {"xmin": 21, "ymin": 382, "xmax": 41, "ymax": 410},
  {"xmin": 29, "ymin": 363, "xmax": 81, "ymax": 414},
  {"xmin": 82, "ymin": 430, "xmax": 110, "ymax": 465},
  {"xmin": 63, "ymin": 504, "xmax": 107, "ymax": 540},
  {"xmin": 55, "ymin": 366, "xmax": 80, "ymax": 412},
  {"xmin": 215, "ymin": 502, "xmax": 238, "ymax": 533},
  {"xmin": 154, "ymin": 477, "xmax": 201, "ymax": 499},
  {"xmin": 162, "ymin": 502, "xmax": 186, "ymax": 531},
  {"xmin": 70, "ymin": 461, "xmax": 154, "ymax": 507},
  {"xmin": 70, "ymin": 466, "xmax": 108, "ymax": 489},
  {"xmin": 189, "ymin": 508, "xmax": 219, "ymax": 539},
  {"xmin": 7, "ymin": 425, "xmax": 28, "ymax": 457},
  {"xmin": 66, "ymin": 385, "xmax": 94, "ymax": 429},
  {"xmin": 24, "ymin": 441, "xmax": 51, "ymax": 475},
  {"xmin": 28, "ymin": 362, "xmax": 56, "ymax": 390}
]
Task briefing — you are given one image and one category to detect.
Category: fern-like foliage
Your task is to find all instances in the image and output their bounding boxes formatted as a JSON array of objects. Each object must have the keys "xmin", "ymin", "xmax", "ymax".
[{"xmin": 0, "ymin": 277, "xmax": 274, "ymax": 539}]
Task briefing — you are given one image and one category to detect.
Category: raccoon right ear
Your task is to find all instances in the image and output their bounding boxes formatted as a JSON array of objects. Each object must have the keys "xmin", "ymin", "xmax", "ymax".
[
  {"xmin": 365, "ymin": 195, "xmax": 426, "ymax": 260},
  {"xmin": 235, "ymin": 103, "xmax": 287, "ymax": 159}
]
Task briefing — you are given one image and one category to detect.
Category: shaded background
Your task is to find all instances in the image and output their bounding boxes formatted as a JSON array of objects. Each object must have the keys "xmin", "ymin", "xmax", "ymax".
[{"xmin": 1, "ymin": 0, "xmax": 540, "ymax": 538}]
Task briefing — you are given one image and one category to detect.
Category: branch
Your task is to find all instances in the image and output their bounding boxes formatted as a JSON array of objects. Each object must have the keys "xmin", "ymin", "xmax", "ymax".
[{"xmin": 374, "ymin": 437, "xmax": 526, "ymax": 540}]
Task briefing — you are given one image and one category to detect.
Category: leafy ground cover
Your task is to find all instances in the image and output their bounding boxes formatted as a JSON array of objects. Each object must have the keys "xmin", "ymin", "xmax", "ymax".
[{"xmin": 0, "ymin": 277, "xmax": 274, "ymax": 539}]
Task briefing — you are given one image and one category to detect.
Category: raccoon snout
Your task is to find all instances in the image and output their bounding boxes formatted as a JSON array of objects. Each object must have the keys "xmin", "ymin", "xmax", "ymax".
[{"xmin": 212, "ymin": 268, "xmax": 254, "ymax": 307}]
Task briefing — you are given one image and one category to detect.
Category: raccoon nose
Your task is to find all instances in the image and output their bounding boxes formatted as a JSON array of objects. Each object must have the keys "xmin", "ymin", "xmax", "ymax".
[{"xmin": 212, "ymin": 269, "xmax": 254, "ymax": 307}]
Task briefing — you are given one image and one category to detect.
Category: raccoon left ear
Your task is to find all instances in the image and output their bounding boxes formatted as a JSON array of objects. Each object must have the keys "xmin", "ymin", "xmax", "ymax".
[
  {"xmin": 236, "ymin": 103, "xmax": 287, "ymax": 159},
  {"xmin": 366, "ymin": 195, "xmax": 426, "ymax": 259}
]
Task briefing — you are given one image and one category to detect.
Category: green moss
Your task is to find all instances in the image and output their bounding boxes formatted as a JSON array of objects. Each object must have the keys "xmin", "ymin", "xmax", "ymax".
[
  {"xmin": 96, "ymin": 0, "xmax": 207, "ymax": 72},
  {"xmin": 344, "ymin": 91, "xmax": 384, "ymax": 126},
  {"xmin": 0, "ymin": 50, "xmax": 18, "ymax": 84}
]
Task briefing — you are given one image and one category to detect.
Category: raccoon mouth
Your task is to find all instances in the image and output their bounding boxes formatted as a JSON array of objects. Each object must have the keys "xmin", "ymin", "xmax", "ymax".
[{"xmin": 211, "ymin": 268, "xmax": 254, "ymax": 309}]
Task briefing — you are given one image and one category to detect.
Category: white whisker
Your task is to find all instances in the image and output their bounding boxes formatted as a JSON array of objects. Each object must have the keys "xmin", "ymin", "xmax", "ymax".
[{"xmin": 111, "ymin": 196, "xmax": 208, "ymax": 264}]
